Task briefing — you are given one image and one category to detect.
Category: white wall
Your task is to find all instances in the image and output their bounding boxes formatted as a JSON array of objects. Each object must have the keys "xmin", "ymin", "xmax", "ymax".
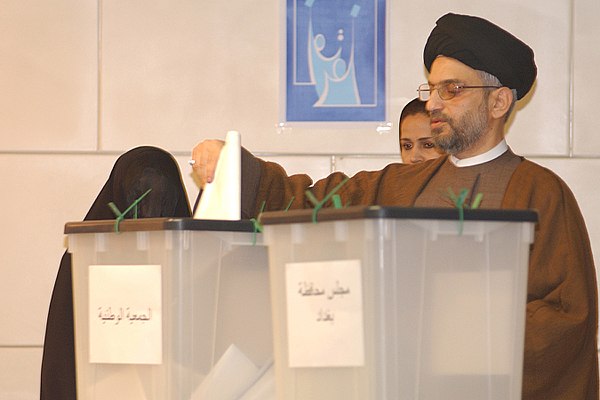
[{"xmin": 1, "ymin": 0, "xmax": 599, "ymax": 398}]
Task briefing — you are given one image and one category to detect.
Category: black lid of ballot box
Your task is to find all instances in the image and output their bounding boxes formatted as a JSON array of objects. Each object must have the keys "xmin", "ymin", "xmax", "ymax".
[
  {"xmin": 259, "ymin": 206, "xmax": 538, "ymax": 225},
  {"xmin": 64, "ymin": 218, "xmax": 257, "ymax": 234}
]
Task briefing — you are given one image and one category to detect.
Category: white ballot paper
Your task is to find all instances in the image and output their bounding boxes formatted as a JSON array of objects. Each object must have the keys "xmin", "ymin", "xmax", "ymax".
[
  {"xmin": 238, "ymin": 360, "xmax": 275, "ymax": 400},
  {"xmin": 192, "ymin": 344, "xmax": 272, "ymax": 400},
  {"xmin": 194, "ymin": 130, "xmax": 241, "ymax": 220}
]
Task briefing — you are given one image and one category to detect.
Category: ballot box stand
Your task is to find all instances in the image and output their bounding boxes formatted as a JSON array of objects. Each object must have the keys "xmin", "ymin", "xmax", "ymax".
[
  {"xmin": 260, "ymin": 206, "xmax": 537, "ymax": 400},
  {"xmin": 65, "ymin": 218, "xmax": 271, "ymax": 400}
]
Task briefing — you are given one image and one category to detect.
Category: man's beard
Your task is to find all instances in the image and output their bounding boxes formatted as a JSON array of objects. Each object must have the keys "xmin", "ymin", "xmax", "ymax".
[{"xmin": 430, "ymin": 100, "xmax": 488, "ymax": 155}]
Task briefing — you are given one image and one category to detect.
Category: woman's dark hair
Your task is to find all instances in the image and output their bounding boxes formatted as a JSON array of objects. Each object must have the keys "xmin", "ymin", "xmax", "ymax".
[{"xmin": 399, "ymin": 97, "xmax": 428, "ymax": 129}]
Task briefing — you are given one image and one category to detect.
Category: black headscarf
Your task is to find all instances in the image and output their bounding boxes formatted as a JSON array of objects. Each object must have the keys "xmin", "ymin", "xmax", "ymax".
[
  {"xmin": 423, "ymin": 13, "xmax": 537, "ymax": 100},
  {"xmin": 40, "ymin": 146, "xmax": 191, "ymax": 400},
  {"xmin": 84, "ymin": 146, "xmax": 191, "ymax": 219}
]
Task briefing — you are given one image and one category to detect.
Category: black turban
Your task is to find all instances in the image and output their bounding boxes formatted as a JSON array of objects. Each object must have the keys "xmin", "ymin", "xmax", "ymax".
[{"xmin": 424, "ymin": 13, "xmax": 537, "ymax": 100}]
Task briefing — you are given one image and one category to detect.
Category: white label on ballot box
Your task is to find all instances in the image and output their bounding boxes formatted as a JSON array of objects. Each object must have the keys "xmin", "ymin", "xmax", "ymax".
[
  {"xmin": 88, "ymin": 264, "xmax": 162, "ymax": 364},
  {"xmin": 285, "ymin": 259, "xmax": 364, "ymax": 367}
]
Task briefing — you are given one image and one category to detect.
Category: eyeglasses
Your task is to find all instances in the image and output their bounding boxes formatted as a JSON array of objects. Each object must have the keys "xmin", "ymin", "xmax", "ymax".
[{"xmin": 417, "ymin": 83, "xmax": 502, "ymax": 101}]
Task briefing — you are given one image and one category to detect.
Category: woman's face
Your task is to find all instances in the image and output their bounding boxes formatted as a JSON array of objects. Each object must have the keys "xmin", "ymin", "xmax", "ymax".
[{"xmin": 400, "ymin": 113, "xmax": 444, "ymax": 164}]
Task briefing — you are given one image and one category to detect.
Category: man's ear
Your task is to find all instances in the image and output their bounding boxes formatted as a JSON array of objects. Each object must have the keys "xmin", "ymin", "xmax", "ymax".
[{"xmin": 490, "ymin": 87, "xmax": 514, "ymax": 120}]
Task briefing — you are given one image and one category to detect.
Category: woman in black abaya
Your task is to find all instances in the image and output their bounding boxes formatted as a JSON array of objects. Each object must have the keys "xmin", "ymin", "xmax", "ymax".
[{"xmin": 40, "ymin": 146, "xmax": 191, "ymax": 400}]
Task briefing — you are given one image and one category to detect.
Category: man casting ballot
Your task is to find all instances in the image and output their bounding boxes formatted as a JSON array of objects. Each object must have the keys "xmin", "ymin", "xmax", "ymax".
[{"xmin": 191, "ymin": 13, "xmax": 598, "ymax": 400}]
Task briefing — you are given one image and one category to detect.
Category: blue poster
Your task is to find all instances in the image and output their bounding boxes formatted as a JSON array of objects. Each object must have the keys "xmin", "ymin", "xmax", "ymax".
[{"xmin": 286, "ymin": 0, "xmax": 386, "ymax": 122}]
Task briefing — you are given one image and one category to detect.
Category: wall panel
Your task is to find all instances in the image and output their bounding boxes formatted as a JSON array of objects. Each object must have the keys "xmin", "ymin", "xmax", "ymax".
[{"xmin": 0, "ymin": 0, "xmax": 98, "ymax": 151}]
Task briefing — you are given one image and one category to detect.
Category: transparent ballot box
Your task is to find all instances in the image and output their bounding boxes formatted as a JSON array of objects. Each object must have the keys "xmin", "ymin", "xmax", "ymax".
[
  {"xmin": 260, "ymin": 206, "xmax": 537, "ymax": 400},
  {"xmin": 65, "ymin": 218, "xmax": 271, "ymax": 400}
]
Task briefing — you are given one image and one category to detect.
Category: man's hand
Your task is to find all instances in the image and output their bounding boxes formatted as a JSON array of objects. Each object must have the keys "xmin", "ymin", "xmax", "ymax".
[{"xmin": 190, "ymin": 139, "xmax": 225, "ymax": 187}]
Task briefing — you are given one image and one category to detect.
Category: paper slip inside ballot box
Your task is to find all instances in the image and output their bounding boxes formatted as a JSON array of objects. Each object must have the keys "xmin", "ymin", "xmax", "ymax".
[
  {"xmin": 192, "ymin": 344, "xmax": 269, "ymax": 400},
  {"xmin": 194, "ymin": 130, "xmax": 241, "ymax": 220}
]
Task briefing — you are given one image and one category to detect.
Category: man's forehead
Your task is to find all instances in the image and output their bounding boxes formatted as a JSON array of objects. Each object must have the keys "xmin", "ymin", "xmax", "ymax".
[
  {"xmin": 427, "ymin": 78, "xmax": 462, "ymax": 86},
  {"xmin": 428, "ymin": 56, "xmax": 479, "ymax": 83}
]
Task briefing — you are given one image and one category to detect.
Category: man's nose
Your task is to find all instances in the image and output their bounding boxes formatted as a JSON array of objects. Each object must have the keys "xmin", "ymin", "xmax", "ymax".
[{"xmin": 425, "ymin": 91, "xmax": 443, "ymax": 113}]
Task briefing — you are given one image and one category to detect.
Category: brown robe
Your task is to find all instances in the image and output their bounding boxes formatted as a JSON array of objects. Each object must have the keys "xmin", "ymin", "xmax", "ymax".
[{"xmin": 243, "ymin": 151, "xmax": 599, "ymax": 400}]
